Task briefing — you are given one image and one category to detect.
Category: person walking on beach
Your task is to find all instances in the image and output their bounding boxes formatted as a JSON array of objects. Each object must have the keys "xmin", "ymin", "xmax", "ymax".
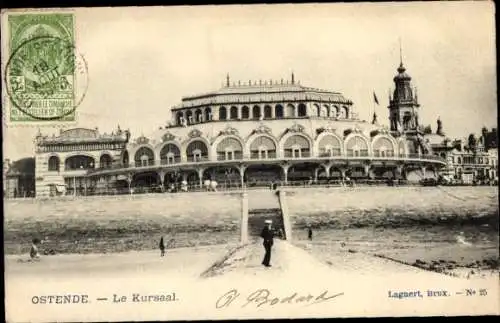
[
  {"xmin": 159, "ymin": 236, "xmax": 165, "ymax": 257},
  {"xmin": 30, "ymin": 238, "xmax": 41, "ymax": 260},
  {"xmin": 260, "ymin": 220, "xmax": 274, "ymax": 267}
]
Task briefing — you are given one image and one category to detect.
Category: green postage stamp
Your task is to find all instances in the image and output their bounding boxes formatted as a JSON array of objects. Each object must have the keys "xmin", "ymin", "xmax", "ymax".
[{"xmin": 4, "ymin": 12, "xmax": 88, "ymax": 124}]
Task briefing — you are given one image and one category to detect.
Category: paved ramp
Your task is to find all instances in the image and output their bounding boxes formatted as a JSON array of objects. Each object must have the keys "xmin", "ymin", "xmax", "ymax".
[{"xmin": 200, "ymin": 239, "xmax": 464, "ymax": 287}]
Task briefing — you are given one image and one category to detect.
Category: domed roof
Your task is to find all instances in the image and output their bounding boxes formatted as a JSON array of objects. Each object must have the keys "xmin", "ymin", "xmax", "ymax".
[
  {"xmin": 393, "ymin": 63, "xmax": 412, "ymax": 81},
  {"xmin": 173, "ymin": 81, "xmax": 352, "ymax": 110}
]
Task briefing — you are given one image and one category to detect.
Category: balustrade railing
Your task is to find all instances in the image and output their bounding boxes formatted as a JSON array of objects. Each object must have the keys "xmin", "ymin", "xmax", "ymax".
[
  {"xmin": 62, "ymin": 178, "xmax": 417, "ymax": 197},
  {"xmin": 187, "ymin": 155, "xmax": 210, "ymax": 163},
  {"xmin": 160, "ymin": 156, "xmax": 182, "ymax": 165}
]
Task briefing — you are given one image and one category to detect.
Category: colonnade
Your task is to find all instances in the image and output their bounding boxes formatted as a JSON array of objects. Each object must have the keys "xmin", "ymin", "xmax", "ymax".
[{"xmin": 79, "ymin": 161, "xmax": 436, "ymax": 196}]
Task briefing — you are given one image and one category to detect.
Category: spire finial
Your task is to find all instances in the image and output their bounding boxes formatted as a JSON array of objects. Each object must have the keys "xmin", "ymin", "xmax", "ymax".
[
  {"xmin": 226, "ymin": 73, "xmax": 230, "ymax": 87},
  {"xmin": 399, "ymin": 37, "xmax": 403, "ymax": 66},
  {"xmin": 291, "ymin": 71, "xmax": 295, "ymax": 84},
  {"xmin": 397, "ymin": 38, "xmax": 407, "ymax": 74}
]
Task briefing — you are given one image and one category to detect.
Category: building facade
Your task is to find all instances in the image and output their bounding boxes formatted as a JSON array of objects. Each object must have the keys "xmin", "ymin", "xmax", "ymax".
[
  {"xmin": 428, "ymin": 123, "xmax": 498, "ymax": 184},
  {"xmin": 34, "ymin": 64, "xmax": 447, "ymax": 198},
  {"xmin": 35, "ymin": 127, "xmax": 130, "ymax": 197}
]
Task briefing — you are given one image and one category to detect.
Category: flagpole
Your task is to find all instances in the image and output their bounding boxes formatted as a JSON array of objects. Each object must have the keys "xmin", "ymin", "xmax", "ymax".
[
  {"xmin": 372, "ymin": 91, "xmax": 376, "ymax": 124},
  {"xmin": 372, "ymin": 92, "xmax": 375, "ymax": 122}
]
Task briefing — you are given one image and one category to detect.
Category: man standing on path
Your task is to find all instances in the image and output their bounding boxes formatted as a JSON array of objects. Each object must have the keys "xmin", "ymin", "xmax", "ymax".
[
  {"xmin": 308, "ymin": 226, "xmax": 313, "ymax": 241},
  {"xmin": 159, "ymin": 236, "xmax": 165, "ymax": 257},
  {"xmin": 260, "ymin": 220, "xmax": 274, "ymax": 267}
]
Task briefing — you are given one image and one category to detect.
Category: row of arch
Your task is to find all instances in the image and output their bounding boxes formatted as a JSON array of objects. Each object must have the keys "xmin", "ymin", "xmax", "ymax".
[
  {"xmin": 126, "ymin": 164, "xmax": 400, "ymax": 188},
  {"xmin": 127, "ymin": 133, "xmax": 407, "ymax": 167},
  {"xmin": 48, "ymin": 153, "xmax": 113, "ymax": 172},
  {"xmin": 175, "ymin": 103, "xmax": 350, "ymax": 125}
]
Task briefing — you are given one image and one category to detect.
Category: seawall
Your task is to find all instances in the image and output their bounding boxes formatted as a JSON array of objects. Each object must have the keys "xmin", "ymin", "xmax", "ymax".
[
  {"xmin": 282, "ymin": 186, "xmax": 498, "ymax": 233},
  {"xmin": 4, "ymin": 186, "xmax": 498, "ymax": 254},
  {"xmin": 4, "ymin": 192, "xmax": 243, "ymax": 254}
]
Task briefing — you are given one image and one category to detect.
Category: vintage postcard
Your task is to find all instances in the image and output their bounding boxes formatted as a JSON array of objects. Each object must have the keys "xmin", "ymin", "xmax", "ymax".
[{"xmin": 2, "ymin": 2, "xmax": 498, "ymax": 322}]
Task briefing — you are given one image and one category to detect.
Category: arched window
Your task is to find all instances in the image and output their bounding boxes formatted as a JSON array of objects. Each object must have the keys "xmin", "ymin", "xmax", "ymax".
[
  {"xmin": 346, "ymin": 136, "xmax": 369, "ymax": 157},
  {"xmin": 48, "ymin": 156, "xmax": 60, "ymax": 171},
  {"xmin": 298, "ymin": 103, "xmax": 307, "ymax": 117},
  {"xmin": 321, "ymin": 105, "xmax": 328, "ymax": 117},
  {"xmin": 403, "ymin": 111, "xmax": 412, "ymax": 130},
  {"xmin": 230, "ymin": 106, "xmax": 238, "ymax": 120},
  {"xmin": 313, "ymin": 104, "xmax": 321, "ymax": 117},
  {"xmin": 65, "ymin": 155, "xmax": 96, "ymax": 170},
  {"xmin": 134, "ymin": 147, "xmax": 155, "ymax": 167},
  {"xmin": 284, "ymin": 135, "xmax": 310, "ymax": 158},
  {"xmin": 241, "ymin": 106, "xmax": 250, "ymax": 119},
  {"xmin": 160, "ymin": 143, "xmax": 181, "ymax": 164},
  {"xmin": 186, "ymin": 110, "xmax": 193, "ymax": 124},
  {"xmin": 195, "ymin": 109, "xmax": 203, "ymax": 123},
  {"xmin": 328, "ymin": 106, "xmax": 334, "ymax": 117},
  {"xmin": 343, "ymin": 106, "xmax": 349, "ymax": 119},
  {"xmin": 318, "ymin": 135, "xmax": 341, "ymax": 157},
  {"xmin": 252, "ymin": 105, "xmax": 261, "ymax": 120},
  {"xmin": 219, "ymin": 107, "xmax": 227, "ymax": 120},
  {"xmin": 264, "ymin": 105, "xmax": 272, "ymax": 119},
  {"xmin": 186, "ymin": 140, "xmax": 208, "ymax": 162},
  {"xmin": 333, "ymin": 106, "xmax": 339, "ymax": 118},
  {"xmin": 275, "ymin": 105, "xmax": 284, "ymax": 119},
  {"xmin": 217, "ymin": 137, "xmax": 243, "ymax": 161},
  {"xmin": 457, "ymin": 157, "xmax": 462, "ymax": 164},
  {"xmin": 286, "ymin": 104, "xmax": 295, "ymax": 118},
  {"xmin": 176, "ymin": 112, "xmax": 184, "ymax": 126},
  {"xmin": 100, "ymin": 154, "xmax": 112, "ymax": 169},
  {"xmin": 373, "ymin": 137, "xmax": 395, "ymax": 157},
  {"xmin": 338, "ymin": 107, "xmax": 346, "ymax": 119},
  {"xmin": 250, "ymin": 136, "xmax": 276, "ymax": 159},
  {"xmin": 205, "ymin": 107, "xmax": 212, "ymax": 121}
]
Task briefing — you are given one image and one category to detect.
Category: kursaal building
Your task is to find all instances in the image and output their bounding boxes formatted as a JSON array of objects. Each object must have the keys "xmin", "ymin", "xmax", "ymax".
[{"xmin": 34, "ymin": 61, "xmax": 446, "ymax": 197}]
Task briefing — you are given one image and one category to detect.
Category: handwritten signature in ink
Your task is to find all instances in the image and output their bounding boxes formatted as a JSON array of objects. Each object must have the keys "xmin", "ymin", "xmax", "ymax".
[{"xmin": 216, "ymin": 288, "xmax": 344, "ymax": 309}]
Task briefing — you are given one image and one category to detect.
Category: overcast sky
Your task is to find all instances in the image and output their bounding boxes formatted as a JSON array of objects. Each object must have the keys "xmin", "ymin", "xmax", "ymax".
[{"xmin": 2, "ymin": 2, "xmax": 496, "ymax": 161}]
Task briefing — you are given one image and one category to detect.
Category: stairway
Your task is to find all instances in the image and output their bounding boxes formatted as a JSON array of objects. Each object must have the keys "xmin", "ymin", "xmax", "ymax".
[{"xmin": 248, "ymin": 208, "xmax": 286, "ymax": 241}]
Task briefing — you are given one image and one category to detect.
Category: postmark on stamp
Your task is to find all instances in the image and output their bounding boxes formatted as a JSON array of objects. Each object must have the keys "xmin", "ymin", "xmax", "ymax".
[{"xmin": 4, "ymin": 13, "xmax": 88, "ymax": 124}]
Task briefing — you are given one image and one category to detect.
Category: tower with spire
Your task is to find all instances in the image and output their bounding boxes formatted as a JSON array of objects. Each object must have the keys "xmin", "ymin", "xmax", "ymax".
[{"xmin": 387, "ymin": 43, "xmax": 420, "ymax": 134}]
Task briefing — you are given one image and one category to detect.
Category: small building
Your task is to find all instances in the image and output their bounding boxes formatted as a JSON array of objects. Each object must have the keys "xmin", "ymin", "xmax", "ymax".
[{"xmin": 3, "ymin": 158, "xmax": 36, "ymax": 198}]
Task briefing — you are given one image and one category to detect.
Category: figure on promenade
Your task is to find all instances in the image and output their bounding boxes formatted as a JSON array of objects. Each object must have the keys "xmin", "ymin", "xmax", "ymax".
[
  {"xmin": 260, "ymin": 219, "xmax": 274, "ymax": 267},
  {"xmin": 204, "ymin": 179, "xmax": 211, "ymax": 191},
  {"xmin": 181, "ymin": 180, "xmax": 188, "ymax": 192},
  {"xmin": 210, "ymin": 180, "xmax": 218, "ymax": 192},
  {"xmin": 159, "ymin": 236, "xmax": 165, "ymax": 257},
  {"xmin": 308, "ymin": 226, "xmax": 313, "ymax": 241},
  {"xmin": 30, "ymin": 238, "xmax": 41, "ymax": 261}
]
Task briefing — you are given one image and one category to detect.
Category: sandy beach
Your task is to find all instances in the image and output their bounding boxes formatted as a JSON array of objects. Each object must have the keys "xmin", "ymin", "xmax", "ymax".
[{"xmin": 5, "ymin": 240, "xmax": 499, "ymax": 321}]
